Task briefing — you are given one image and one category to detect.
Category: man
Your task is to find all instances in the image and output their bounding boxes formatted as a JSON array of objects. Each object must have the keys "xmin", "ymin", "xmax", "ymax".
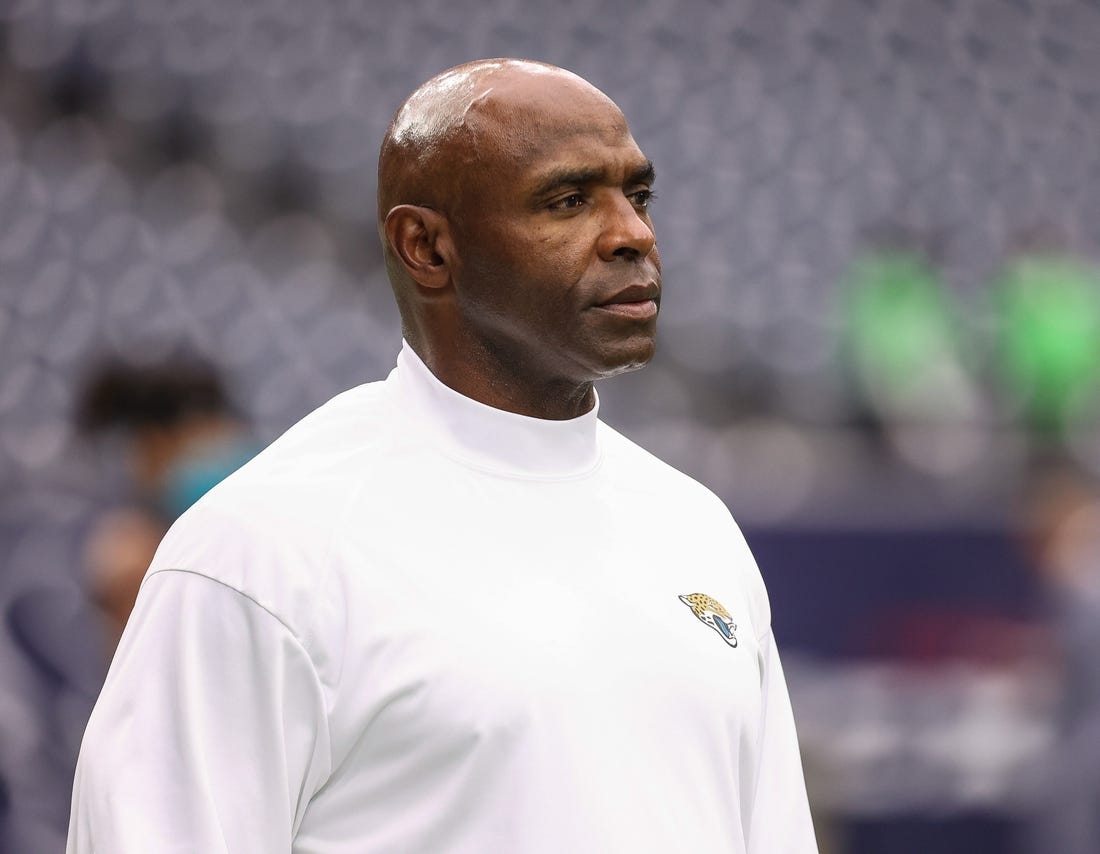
[{"xmin": 68, "ymin": 59, "xmax": 817, "ymax": 853}]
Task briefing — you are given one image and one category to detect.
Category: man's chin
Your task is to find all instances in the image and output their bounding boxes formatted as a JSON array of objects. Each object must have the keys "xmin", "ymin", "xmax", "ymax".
[{"xmin": 590, "ymin": 337, "xmax": 657, "ymax": 380}]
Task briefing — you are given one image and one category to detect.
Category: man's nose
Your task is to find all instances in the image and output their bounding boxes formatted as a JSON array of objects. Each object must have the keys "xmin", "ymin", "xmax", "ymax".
[{"xmin": 597, "ymin": 194, "xmax": 656, "ymax": 261}]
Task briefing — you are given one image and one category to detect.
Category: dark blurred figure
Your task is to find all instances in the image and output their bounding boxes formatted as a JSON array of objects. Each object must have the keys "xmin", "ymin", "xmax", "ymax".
[
  {"xmin": 1016, "ymin": 464, "xmax": 1100, "ymax": 854},
  {"xmin": 1, "ymin": 357, "xmax": 255, "ymax": 852},
  {"xmin": 75, "ymin": 356, "xmax": 256, "ymax": 650},
  {"xmin": 1, "ymin": 578, "xmax": 102, "ymax": 854}
]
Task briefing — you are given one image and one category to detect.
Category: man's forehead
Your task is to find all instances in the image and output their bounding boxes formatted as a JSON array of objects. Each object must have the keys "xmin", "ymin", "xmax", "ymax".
[
  {"xmin": 464, "ymin": 74, "xmax": 637, "ymax": 170},
  {"xmin": 469, "ymin": 71, "xmax": 626, "ymax": 133}
]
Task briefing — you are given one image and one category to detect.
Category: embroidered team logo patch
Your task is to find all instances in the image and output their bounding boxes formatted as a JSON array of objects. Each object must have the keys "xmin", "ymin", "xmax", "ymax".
[{"xmin": 679, "ymin": 593, "xmax": 738, "ymax": 648}]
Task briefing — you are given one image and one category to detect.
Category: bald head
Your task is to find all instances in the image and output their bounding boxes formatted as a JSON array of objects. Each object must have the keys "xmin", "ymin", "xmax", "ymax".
[{"xmin": 377, "ymin": 59, "xmax": 622, "ymax": 225}]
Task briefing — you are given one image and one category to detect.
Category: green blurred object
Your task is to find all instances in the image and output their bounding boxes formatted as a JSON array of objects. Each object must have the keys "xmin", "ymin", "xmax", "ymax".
[
  {"xmin": 994, "ymin": 254, "xmax": 1100, "ymax": 430},
  {"xmin": 842, "ymin": 249, "xmax": 961, "ymax": 414}
]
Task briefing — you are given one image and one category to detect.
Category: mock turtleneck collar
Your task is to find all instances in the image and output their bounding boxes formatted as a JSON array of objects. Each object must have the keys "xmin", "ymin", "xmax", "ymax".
[{"xmin": 391, "ymin": 341, "xmax": 602, "ymax": 479}]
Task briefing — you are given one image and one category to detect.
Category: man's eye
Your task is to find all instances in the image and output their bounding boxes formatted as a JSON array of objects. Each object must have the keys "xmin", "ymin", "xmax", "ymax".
[
  {"xmin": 630, "ymin": 189, "xmax": 655, "ymax": 209},
  {"xmin": 550, "ymin": 193, "xmax": 585, "ymax": 210}
]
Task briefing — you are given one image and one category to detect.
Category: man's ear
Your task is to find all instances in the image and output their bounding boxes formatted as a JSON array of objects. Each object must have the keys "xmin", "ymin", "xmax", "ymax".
[{"xmin": 383, "ymin": 205, "xmax": 454, "ymax": 290}]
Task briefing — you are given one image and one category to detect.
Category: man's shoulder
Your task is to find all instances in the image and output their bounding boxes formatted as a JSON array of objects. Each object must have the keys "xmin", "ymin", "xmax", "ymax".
[
  {"xmin": 597, "ymin": 420, "xmax": 731, "ymax": 516},
  {"xmin": 226, "ymin": 377, "xmax": 394, "ymax": 491},
  {"xmin": 144, "ymin": 380, "xmax": 394, "ymax": 613},
  {"xmin": 261, "ymin": 379, "xmax": 393, "ymax": 466}
]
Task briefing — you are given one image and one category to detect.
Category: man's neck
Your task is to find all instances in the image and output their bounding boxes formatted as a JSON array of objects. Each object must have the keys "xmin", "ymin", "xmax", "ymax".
[{"xmin": 409, "ymin": 339, "xmax": 597, "ymax": 421}]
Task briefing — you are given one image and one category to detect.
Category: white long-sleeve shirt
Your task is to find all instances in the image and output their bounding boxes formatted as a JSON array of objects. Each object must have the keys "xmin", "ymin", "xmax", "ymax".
[{"xmin": 68, "ymin": 343, "xmax": 817, "ymax": 853}]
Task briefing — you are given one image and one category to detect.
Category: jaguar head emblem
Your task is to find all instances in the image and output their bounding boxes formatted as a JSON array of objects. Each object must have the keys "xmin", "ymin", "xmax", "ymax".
[{"xmin": 679, "ymin": 593, "xmax": 738, "ymax": 648}]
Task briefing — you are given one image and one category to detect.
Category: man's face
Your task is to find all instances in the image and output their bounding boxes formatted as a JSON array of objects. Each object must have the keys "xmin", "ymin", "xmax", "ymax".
[{"xmin": 446, "ymin": 76, "xmax": 661, "ymax": 389}]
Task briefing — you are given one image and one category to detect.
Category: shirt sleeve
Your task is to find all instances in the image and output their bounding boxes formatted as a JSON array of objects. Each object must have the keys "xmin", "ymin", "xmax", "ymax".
[
  {"xmin": 746, "ymin": 628, "xmax": 819, "ymax": 854},
  {"xmin": 66, "ymin": 569, "xmax": 331, "ymax": 854}
]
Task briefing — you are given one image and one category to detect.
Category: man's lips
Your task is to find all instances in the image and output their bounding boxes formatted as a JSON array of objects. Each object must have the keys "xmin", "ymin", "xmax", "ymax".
[{"xmin": 592, "ymin": 283, "xmax": 660, "ymax": 319}]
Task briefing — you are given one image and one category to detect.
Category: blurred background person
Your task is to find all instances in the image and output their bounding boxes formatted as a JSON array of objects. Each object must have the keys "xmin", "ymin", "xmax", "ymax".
[
  {"xmin": 1016, "ymin": 465, "xmax": 1100, "ymax": 854},
  {"xmin": 0, "ymin": 355, "xmax": 254, "ymax": 851},
  {"xmin": 74, "ymin": 356, "xmax": 256, "ymax": 650}
]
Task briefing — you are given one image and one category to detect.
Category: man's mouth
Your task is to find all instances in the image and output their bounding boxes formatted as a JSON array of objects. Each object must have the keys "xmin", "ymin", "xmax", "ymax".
[
  {"xmin": 593, "ymin": 283, "xmax": 660, "ymax": 319},
  {"xmin": 593, "ymin": 299, "xmax": 658, "ymax": 319}
]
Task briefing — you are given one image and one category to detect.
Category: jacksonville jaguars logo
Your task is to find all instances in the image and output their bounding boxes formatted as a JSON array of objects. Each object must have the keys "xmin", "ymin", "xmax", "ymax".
[{"xmin": 679, "ymin": 593, "xmax": 738, "ymax": 648}]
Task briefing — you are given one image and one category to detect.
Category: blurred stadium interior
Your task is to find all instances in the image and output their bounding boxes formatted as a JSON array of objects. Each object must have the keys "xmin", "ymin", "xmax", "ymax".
[{"xmin": 2, "ymin": 0, "xmax": 1100, "ymax": 851}]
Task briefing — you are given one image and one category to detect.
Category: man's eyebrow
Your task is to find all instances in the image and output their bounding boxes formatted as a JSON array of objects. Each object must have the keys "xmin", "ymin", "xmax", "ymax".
[
  {"xmin": 530, "ymin": 167, "xmax": 606, "ymax": 199},
  {"xmin": 530, "ymin": 160, "xmax": 656, "ymax": 199},
  {"xmin": 629, "ymin": 160, "xmax": 656, "ymax": 186}
]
